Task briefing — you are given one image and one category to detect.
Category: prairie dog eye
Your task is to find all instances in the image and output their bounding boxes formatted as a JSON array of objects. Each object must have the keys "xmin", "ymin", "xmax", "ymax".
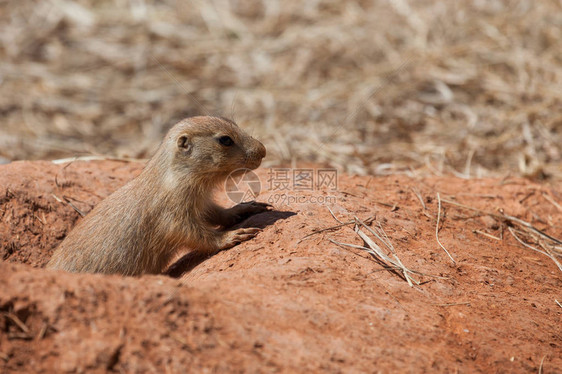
[{"xmin": 218, "ymin": 135, "xmax": 234, "ymax": 147}]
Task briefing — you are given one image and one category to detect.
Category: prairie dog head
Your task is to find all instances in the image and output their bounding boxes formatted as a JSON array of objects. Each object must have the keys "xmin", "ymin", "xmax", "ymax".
[{"xmin": 162, "ymin": 116, "xmax": 266, "ymax": 181}]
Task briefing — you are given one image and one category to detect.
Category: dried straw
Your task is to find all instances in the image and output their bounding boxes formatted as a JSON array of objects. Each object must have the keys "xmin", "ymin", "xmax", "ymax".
[
  {"xmin": 329, "ymin": 215, "xmax": 446, "ymax": 286},
  {"xmin": 441, "ymin": 198, "xmax": 562, "ymax": 272},
  {"xmin": 0, "ymin": 1, "xmax": 560, "ymax": 180}
]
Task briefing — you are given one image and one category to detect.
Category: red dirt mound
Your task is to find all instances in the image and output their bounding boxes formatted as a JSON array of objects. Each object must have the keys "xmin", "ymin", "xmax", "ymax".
[{"xmin": 1, "ymin": 160, "xmax": 561, "ymax": 373}]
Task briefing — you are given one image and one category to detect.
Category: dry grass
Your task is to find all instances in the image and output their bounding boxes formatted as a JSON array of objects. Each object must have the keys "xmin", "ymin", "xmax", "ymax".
[
  {"xmin": 328, "ymin": 215, "xmax": 447, "ymax": 286},
  {"xmin": 0, "ymin": 0, "xmax": 561, "ymax": 179},
  {"xmin": 435, "ymin": 193, "xmax": 455, "ymax": 263},
  {"xmin": 441, "ymin": 197, "xmax": 562, "ymax": 272},
  {"xmin": 329, "ymin": 217, "xmax": 421, "ymax": 287}
]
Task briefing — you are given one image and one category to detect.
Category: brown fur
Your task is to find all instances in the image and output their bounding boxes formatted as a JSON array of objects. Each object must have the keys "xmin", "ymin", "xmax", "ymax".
[{"xmin": 47, "ymin": 116, "xmax": 269, "ymax": 276}]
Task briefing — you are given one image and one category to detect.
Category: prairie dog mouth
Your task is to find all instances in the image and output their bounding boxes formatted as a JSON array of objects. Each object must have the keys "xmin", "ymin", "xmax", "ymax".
[{"xmin": 245, "ymin": 158, "xmax": 263, "ymax": 170}]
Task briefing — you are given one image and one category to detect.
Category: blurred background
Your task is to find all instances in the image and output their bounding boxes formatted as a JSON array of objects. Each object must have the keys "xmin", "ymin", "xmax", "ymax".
[{"xmin": 0, "ymin": 0, "xmax": 561, "ymax": 178}]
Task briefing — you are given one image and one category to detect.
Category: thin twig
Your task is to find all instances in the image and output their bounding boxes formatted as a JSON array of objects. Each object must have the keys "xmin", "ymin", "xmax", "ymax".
[
  {"xmin": 36, "ymin": 322, "xmax": 49, "ymax": 340},
  {"xmin": 441, "ymin": 198, "xmax": 562, "ymax": 245},
  {"xmin": 541, "ymin": 192, "xmax": 562, "ymax": 212},
  {"xmin": 436, "ymin": 193, "xmax": 456, "ymax": 264},
  {"xmin": 537, "ymin": 244, "xmax": 562, "ymax": 272},
  {"xmin": 508, "ymin": 227, "xmax": 550, "ymax": 257},
  {"xmin": 54, "ymin": 158, "xmax": 76, "ymax": 188},
  {"xmin": 62, "ymin": 196, "xmax": 86, "ymax": 217},
  {"xmin": 358, "ymin": 218, "xmax": 448, "ymax": 279},
  {"xmin": 33, "ymin": 213, "xmax": 46, "ymax": 225},
  {"xmin": 327, "ymin": 207, "xmax": 344, "ymax": 224},
  {"xmin": 539, "ymin": 355, "xmax": 547, "ymax": 374},
  {"xmin": 500, "ymin": 212, "xmax": 562, "ymax": 245},
  {"xmin": 411, "ymin": 187, "xmax": 427, "ymax": 210},
  {"xmin": 431, "ymin": 302, "xmax": 471, "ymax": 307},
  {"xmin": 329, "ymin": 214, "xmax": 448, "ymax": 286},
  {"xmin": 1, "ymin": 312, "xmax": 30, "ymax": 334},
  {"xmin": 374, "ymin": 201, "xmax": 398, "ymax": 209},
  {"xmin": 508, "ymin": 227, "xmax": 562, "ymax": 271},
  {"xmin": 328, "ymin": 237, "xmax": 413, "ymax": 285},
  {"xmin": 473, "ymin": 230, "xmax": 501, "ymax": 241},
  {"xmin": 353, "ymin": 219, "xmax": 417, "ymax": 286},
  {"xmin": 297, "ymin": 215, "xmax": 374, "ymax": 243},
  {"xmin": 51, "ymin": 155, "xmax": 146, "ymax": 164}
]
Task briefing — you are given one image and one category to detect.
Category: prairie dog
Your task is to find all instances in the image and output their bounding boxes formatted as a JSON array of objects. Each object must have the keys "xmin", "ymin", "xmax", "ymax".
[{"xmin": 47, "ymin": 116, "xmax": 270, "ymax": 276}]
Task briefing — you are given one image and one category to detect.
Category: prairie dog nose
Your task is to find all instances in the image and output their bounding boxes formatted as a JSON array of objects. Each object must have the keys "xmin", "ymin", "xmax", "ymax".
[
  {"xmin": 255, "ymin": 141, "xmax": 266, "ymax": 159},
  {"xmin": 248, "ymin": 139, "xmax": 266, "ymax": 160}
]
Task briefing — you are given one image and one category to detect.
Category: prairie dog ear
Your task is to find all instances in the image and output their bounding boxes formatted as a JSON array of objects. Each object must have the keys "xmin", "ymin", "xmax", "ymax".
[{"xmin": 176, "ymin": 135, "xmax": 191, "ymax": 154}]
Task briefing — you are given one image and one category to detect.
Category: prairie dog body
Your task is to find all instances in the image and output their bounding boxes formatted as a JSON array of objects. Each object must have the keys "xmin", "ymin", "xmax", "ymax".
[{"xmin": 47, "ymin": 116, "xmax": 269, "ymax": 276}]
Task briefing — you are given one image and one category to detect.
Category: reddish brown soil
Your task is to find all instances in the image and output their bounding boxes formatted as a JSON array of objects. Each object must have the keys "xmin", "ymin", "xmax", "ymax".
[{"xmin": 1, "ymin": 160, "xmax": 561, "ymax": 373}]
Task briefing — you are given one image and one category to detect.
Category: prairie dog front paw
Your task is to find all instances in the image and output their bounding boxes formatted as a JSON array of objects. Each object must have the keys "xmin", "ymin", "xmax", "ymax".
[{"xmin": 219, "ymin": 227, "xmax": 262, "ymax": 250}]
